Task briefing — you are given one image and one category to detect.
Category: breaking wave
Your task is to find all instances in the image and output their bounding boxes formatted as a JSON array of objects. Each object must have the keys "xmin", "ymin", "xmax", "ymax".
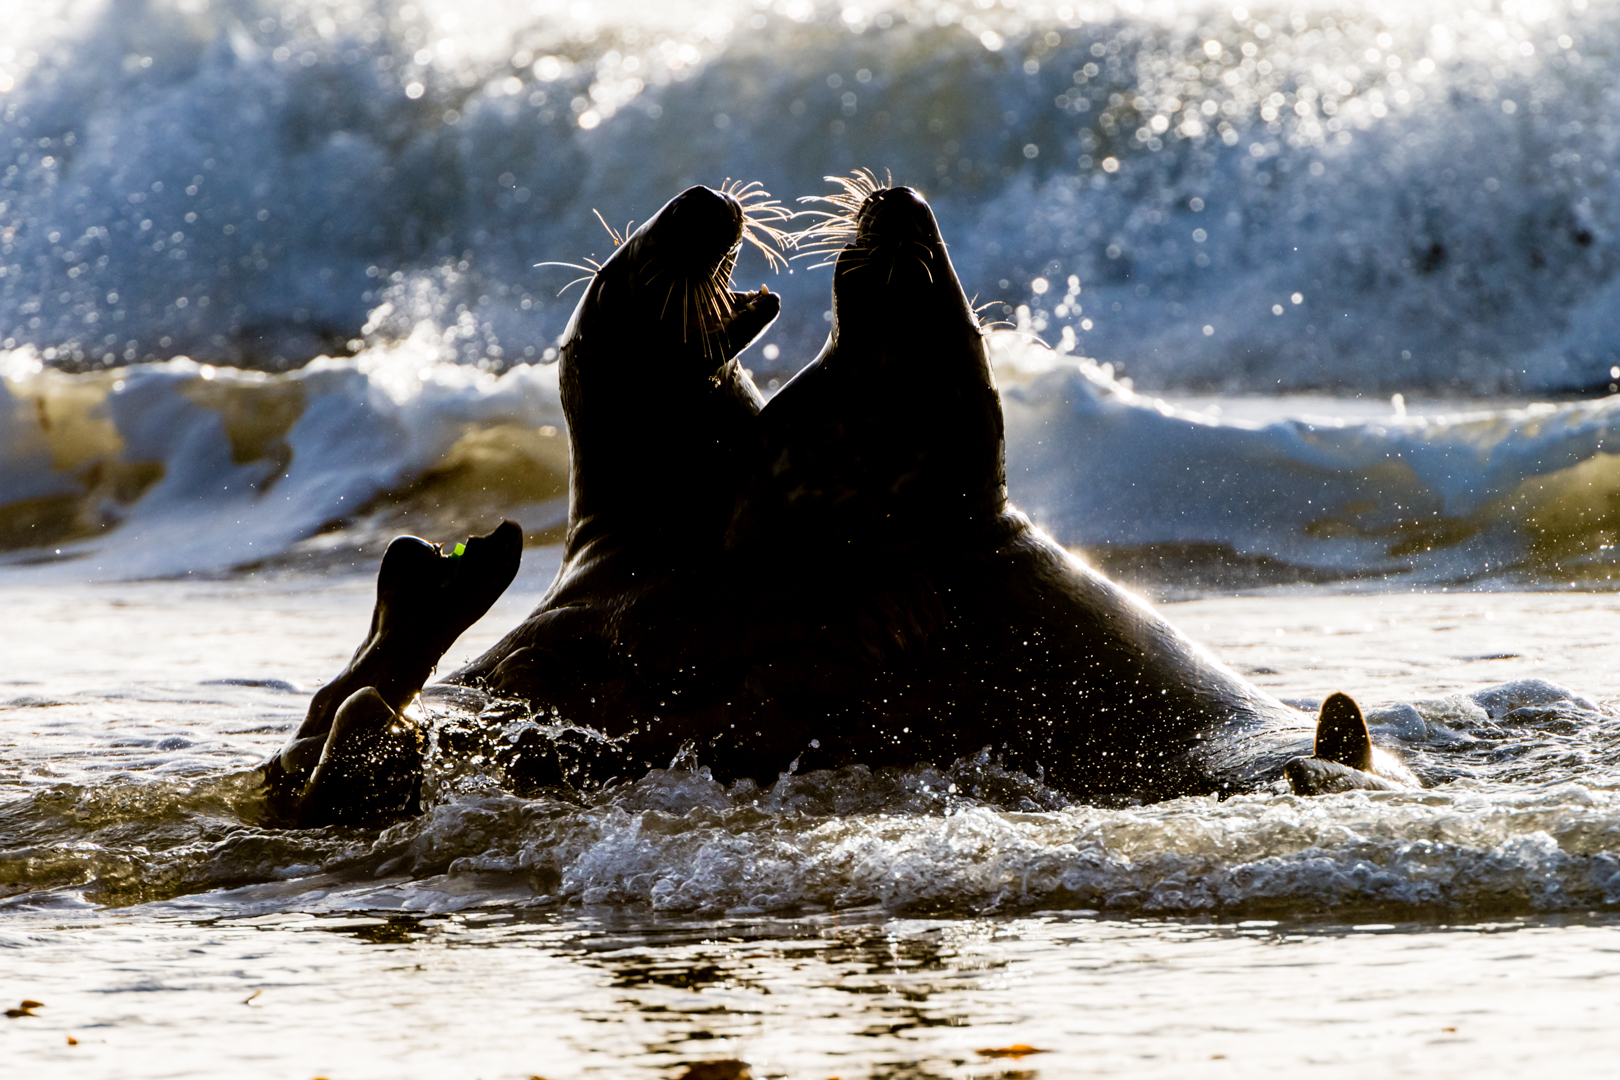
[
  {"xmin": 1, "ymin": 0, "xmax": 1618, "ymax": 392},
  {"xmin": 3, "ymin": 334, "xmax": 1615, "ymax": 583}
]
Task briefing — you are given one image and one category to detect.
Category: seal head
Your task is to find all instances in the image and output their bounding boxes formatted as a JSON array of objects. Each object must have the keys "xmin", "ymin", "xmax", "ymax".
[{"xmin": 730, "ymin": 180, "xmax": 1003, "ymax": 557}]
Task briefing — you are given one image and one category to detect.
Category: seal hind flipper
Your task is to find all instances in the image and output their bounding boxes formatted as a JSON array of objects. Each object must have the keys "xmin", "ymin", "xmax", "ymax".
[
  {"xmin": 296, "ymin": 520, "xmax": 523, "ymax": 745},
  {"xmin": 263, "ymin": 520, "xmax": 522, "ymax": 826},
  {"xmin": 1313, "ymin": 692, "xmax": 1374, "ymax": 770},
  {"xmin": 295, "ymin": 687, "xmax": 425, "ymax": 827}
]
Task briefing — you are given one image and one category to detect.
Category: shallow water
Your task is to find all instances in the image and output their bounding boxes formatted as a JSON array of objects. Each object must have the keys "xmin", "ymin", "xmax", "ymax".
[
  {"xmin": 6, "ymin": 906, "xmax": 1620, "ymax": 1079},
  {"xmin": 4, "ymin": 565, "xmax": 1619, "ymax": 1076}
]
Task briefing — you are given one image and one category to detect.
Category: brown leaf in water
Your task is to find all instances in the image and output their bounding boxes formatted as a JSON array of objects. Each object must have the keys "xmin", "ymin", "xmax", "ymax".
[
  {"xmin": 678, "ymin": 1061, "xmax": 754, "ymax": 1080},
  {"xmin": 976, "ymin": 1044, "xmax": 1047, "ymax": 1059},
  {"xmin": 67, "ymin": 1035, "xmax": 79, "ymax": 1046},
  {"xmin": 20, "ymin": 1000, "xmax": 43, "ymax": 1008}
]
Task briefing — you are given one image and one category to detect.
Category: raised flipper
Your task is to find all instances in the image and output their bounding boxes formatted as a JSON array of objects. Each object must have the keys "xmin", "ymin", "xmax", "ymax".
[
  {"xmin": 1284, "ymin": 692, "xmax": 1409, "ymax": 795},
  {"xmin": 262, "ymin": 520, "xmax": 523, "ymax": 826},
  {"xmin": 1313, "ymin": 692, "xmax": 1374, "ymax": 770},
  {"xmin": 294, "ymin": 520, "xmax": 523, "ymax": 745}
]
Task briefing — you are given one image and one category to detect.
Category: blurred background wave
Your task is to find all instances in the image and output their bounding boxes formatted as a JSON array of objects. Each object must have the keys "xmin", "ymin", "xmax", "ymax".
[
  {"xmin": 4, "ymin": 0, "xmax": 1617, "ymax": 391},
  {"xmin": 1, "ymin": 0, "xmax": 1617, "ymax": 582}
]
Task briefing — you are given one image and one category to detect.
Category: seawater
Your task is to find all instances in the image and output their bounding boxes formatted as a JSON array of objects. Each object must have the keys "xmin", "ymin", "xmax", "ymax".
[
  {"xmin": 3, "ymin": 569, "xmax": 1620, "ymax": 1077},
  {"xmin": 4, "ymin": 336, "xmax": 1619, "ymax": 582}
]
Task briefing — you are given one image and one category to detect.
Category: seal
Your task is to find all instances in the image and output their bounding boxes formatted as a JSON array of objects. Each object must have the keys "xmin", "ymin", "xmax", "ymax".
[
  {"xmin": 710, "ymin": 173, "xmax": 1417, "ymax": 799},
  {"xmin": 448, "ymin": 183, "xmax": 788, "ymax": 777}
]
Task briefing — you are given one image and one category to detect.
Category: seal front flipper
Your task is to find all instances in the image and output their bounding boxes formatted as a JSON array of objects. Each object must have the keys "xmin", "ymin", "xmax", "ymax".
[
  {"xmin": 722, "ymin": 286, "xmax": 780, "ymax": 360},
  {"xmin": 1284, "ymin": 692, "xmax": 1417, "ymax": 795}
]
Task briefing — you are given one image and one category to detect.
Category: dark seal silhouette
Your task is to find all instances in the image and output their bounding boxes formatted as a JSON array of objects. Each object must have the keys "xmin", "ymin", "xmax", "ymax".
[
  {"xmin": 260, "ymin": 183, "xmax": 790, "ymax": 825},
  {"xmin": 444, "ymin": 183, "xmax": 791, "ymax": 780},
  {"xmin": 267, "ymin": 177, "xmax": 1414, "ymax": 823},
  {"xmin": 705, "ymin": 173, "xmax": 1416, "ymax": 799}
]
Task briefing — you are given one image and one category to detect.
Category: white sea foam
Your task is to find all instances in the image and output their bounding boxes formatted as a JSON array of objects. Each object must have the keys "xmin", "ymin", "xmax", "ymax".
[
  {"xmin": 5, "ymin": 675, "xmax": 1615, "ymax": 918},
  {"xmin": 5, "ymin": 332, "xmax": 1614, "ymax": 582}
]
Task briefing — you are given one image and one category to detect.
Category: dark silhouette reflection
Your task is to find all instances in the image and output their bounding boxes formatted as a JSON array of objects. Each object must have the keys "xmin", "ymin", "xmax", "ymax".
[{"xmin": 556, "ymin": 915, "xmax": 1016, "ymax": 1077}]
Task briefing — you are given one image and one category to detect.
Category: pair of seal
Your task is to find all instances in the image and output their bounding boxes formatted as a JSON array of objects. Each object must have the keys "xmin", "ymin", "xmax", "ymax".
[
  {"xmin": 267, "ymin": 175, "xmax": 1414, "ymax": 826},
  {"xmin": 454, "ymin": 173, "xmax": 1415, "ymax": 801}
]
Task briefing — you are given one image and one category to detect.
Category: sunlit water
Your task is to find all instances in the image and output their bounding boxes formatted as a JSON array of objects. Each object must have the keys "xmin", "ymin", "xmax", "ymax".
[
  {"xmin": 4, "ymin": 559, "xmax": 1619, "ymax": 1077},
  {"xmin": 3, "ymin": 0, "xmax": 1618, "ymax": 392},
  {"xmin": 5, "ymin": 0, "xmax": 1620, "ymax": 1074}
]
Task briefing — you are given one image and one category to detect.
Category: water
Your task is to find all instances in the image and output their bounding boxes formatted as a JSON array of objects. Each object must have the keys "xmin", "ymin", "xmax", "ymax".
[
  {"xmin": 5, "ymin": 0, "xmax": 1620, "ymax": 1075},
  {"xmin": 2, "ymin": 0, "xmax": 1618, "ymax": 391},
  {"xmin": 5, "ymin": 908, "xmax": 1619, "ymax": 1078},
  {"xmin": 4, "ymin": 572, "xmax": 1620, "ymax": 1075},
  {"xmin": 4, "ymin": 335, "xmax": 1617, "ymax": 582}
]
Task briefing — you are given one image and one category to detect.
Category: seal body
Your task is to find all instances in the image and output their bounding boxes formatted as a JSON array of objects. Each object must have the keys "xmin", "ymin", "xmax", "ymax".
[
  {"xmin": 453, "ymin": 180, "xmax": 1411, "ymax": 801},
  {"xmin": 711, "ymin": 181, "xmax": 1406, "ymax": 799},
  {"xmin": 451, "ymin": 185, "xmax": 780, "ymax": 772}
]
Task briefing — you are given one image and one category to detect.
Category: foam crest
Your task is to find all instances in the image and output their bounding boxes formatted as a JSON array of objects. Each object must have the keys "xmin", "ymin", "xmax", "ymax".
[
  {"xmin": 5, "ymin": 677, "xmax": 1616, "ymax": 918},
  {"xmin": 995, "ymin": 336, "xmax": 1620, "ymax": 583},
  {"xmin": 4, "ymin": 333, "xmax": 1617, "ymax": 580}
]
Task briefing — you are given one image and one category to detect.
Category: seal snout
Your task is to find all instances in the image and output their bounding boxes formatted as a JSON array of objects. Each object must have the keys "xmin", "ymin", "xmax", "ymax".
[
  {"xmin": 657, "ymin": 184, "xmax": 746, "ymax": 265},
  {"xmin": 855, "ymin": 186, "xmax": 936, "ymax": 244}
]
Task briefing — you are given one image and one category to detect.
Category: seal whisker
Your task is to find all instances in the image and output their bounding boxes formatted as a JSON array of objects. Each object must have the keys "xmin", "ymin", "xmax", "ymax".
[
  {"xmin": 789, "ymin": 170, "xmax": 903, "ymax": 258},
  {"xmin": 741, "ymin": 229, "xmax": 790, "ymax": 271},
  {"xmin": 592, "ymin": 208, "xmax": 631, "ymax": 247},
  {"xmin": 910, "ymin": 249, "xmax": 936, "ymax": 285},
  {"xmin": 722, "ymin": 179, "xmax": 796, "ymax": 271}
]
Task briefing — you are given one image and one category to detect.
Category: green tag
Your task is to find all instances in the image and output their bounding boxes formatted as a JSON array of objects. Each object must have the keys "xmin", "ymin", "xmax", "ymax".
[{"xmin": 452, "ymin": 542, "xmax": 466, "ymax": 558}]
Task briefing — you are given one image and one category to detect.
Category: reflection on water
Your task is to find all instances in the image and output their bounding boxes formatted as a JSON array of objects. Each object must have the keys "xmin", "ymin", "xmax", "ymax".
[{"xmin": 8, "ymin": 904, "xmax": 1619, "ymax": 1079}]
